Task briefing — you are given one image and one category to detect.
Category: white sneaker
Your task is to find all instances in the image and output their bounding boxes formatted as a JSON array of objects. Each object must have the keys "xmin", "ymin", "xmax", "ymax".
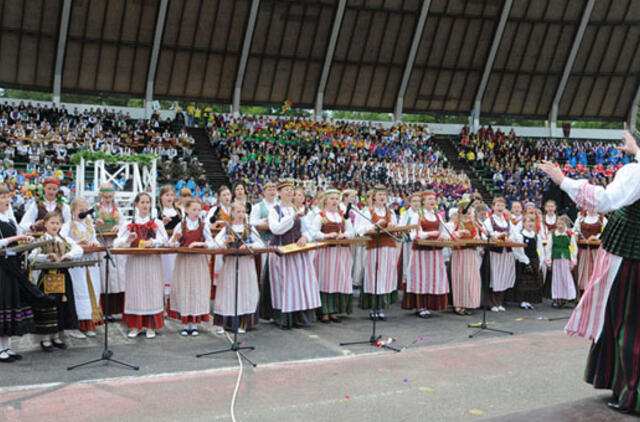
[
  {"xmin": 498, "ymin": 306, "xmax": 506, "ymax": 312},
  {"xmin": 145, "ymin": 329, "xmax": 156, "ymax": 339},
  {"xmin": 215, "ymin": 326, "xmax": 225, "ymax": 335},
  {"xmin": 85, "ymin": 330, "xmax": 96, "ymax": 338},
  {"xmin": 526, "ymin": 302, "xmax": 535, "ymax": 310},
  {"xmin": 67, "ymin": 329, "xmax": 87, "ymax": 339},
  {"xmin": 520, "ymin": 302, "xmax": 528, "ymax": 309},
  {"xmin": 237, "ymin": 328, "xmax": 246, "ymax": 334},
  {"xmin": 490, "ymin": 306, "xmax": 500, "ymax": 312},
  {"xmin": 127, "ymin": 329, "xmax": 141, "ymax": 339}
]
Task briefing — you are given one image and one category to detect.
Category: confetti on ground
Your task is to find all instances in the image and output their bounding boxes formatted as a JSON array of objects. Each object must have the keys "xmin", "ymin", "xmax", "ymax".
[
  {"xmin": 468, "ymin": 409, "xmax": 485, "ymax": 416},
  {"xmin": 342, "ymin": 394, "xmax": 350, "ymax": 403},
  {"xmin": 468, "ymin": 322, "xmax": 496, "ymax": 327},
  {"xmin": 403, "ymin": 378, "xmax": 408, "ymax": 383},
  {"xmin": 514, "ymin": 317, "xmax": 525, "ymax": 321},
  {"xmin": 241, "ymin": 341, "xmax": 246, "ymax": 346},
  {"xmin": 308, "ymin": 334, "xmax": 319, "ymax": 339},
  {"xmin": 419, "ymin": 387, "xmax": 436, "ymax": 393}
]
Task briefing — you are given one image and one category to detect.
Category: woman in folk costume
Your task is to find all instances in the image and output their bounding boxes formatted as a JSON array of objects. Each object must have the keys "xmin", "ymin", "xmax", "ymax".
[
  {"xmin": 486, "ymin": 197, "xmax": 517, "ymax": 312},
  {"xmin": 114, "ymin": 193, "xmax": 168, "ymax": 339},
  {"xmin": 573, "ymin": 210, "xmax": 607, "ymax": 295},
  {"xmin": 544, "ymin": 215, "xmax": 578, "ymax": 308},
  {"xmin": 232, "ymin": 181, "xmax": 253, "ymax": 216},
  {"xmin": 168, "ymin": 199, "xmax": 216, "ymax": 337},
  {"xmin": 509, "ymin": 215, "xmax": 544, "ymax": 309},
  {"xmin": 206, "ymin": 185, "xmax": 232, "ymax": 301},
  {"xmin": 28, "ymin": 212, "xmax": 82, "ymax": 352},
  {"xmin": 157, "ymin": 185, "xmax": 182, "ymax": 298},
  {"xmin": 404, "ymin": 190, "xmax": 450, "ymax": 318},
  {"xmin": 540, "ymin": 134, "xmax": 640, "ymax": 414},
  {"xmin": 355, "ymin": 185, "xmax": 398, "ymax": 321},
  {"xmin": 268, "ymin": 180, "xmax": 321, "ymax": 329},
  {"xmin": 93, "ymin": 183, "xmax": 125, "ymax": 319},
  {"xmin": 61, "ymin": 198, "xmax": 103, "ymax": 338},
  {"xmin": 0, "ymin": 185, "xmax": 38, "ymax": 362},
  {"xmin": 341, "ymin": 189, "xmax": 364, "ymax": 289},
  {"xmin": 311, "ymin": 189, "xmax": 355, "ymax": 323},
  {"xmin": 398, "ymin": 193, "xmax": 421, "ymax": 293},
  {"xmin": 249, "ymin": 181, "xmax": 278, "ymax": 320},
  {"xmin": 509, "ymin": 201, "xmax": 524, "ymax": 231},
  {"xmin": 450, "ymin": 199, "xmax": 482, "ymax": 316},
  {"xmin": 19, "ymin": 177, "xmax": 71, "ymax": 232},
  {"xmin": 214, "ymin": 201, "xmax": 264, "ymax": 334}
]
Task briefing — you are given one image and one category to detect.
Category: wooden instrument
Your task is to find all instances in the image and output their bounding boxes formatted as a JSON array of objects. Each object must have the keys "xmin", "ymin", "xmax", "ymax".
[
  {"xmin": 110, "ymin": 248, "xmax": 176, "ymax": 255},
  {"xmin": 254, "ymin": 224, "xmax": 270, "ymax": 232},
  {"xmin": 82, "ymin": 246, "xmax": 105, "ymax": 253},
  {"xmin": 276, "ymin": 242, "xmax": 323, "ymax": 256},
  {"xmin": 578, "ymin": 239, "xmax": 601, "ymax": 247},
  {"xmin": 366, "ymin": 225, "xmax": 417, "ymax": 235},
  {"xmin": 0, "ymin": 239, "xmax": 55, "ymax": 255},
  {"xmin": 32, "ymin": 259, "xmax": 100, "ymax": 270},
  {"xmin": 28, "ymin": 231, "xmax": 118, "ymax": 238},
  {"xmin": 175, "ymin": 247, "xmax": 277, "ymax": 255},
  {"xmin": 415, "ymin": 239, "xmax": 527, "ymax": 248},
  {"xmin": 415, "ymin": 239, "xmax": 459, "ymax": 248},
  {"xmin": 319, "ymin": 237, "xmax": 370, "ymax": 247}
]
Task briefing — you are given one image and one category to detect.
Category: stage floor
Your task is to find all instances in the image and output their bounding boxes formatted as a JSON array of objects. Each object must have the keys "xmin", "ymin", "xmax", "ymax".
[{"xmin": 1, "ymin": 298, "xmax": 631, "ymax": 421}]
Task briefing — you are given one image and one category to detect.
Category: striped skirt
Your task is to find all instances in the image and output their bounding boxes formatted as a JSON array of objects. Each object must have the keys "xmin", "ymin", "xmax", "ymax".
[
  {"xmin": 269, "ymin": 251, "xmax": 321, "ymax": 313},
  {"xmin": 169, "ymin": 254, "xmax": 211, "ymax": 323},
  {"xmin": 363, "ymin": 247, "xmax": 398, "ymax": 295},
  {"xmin": 407, "ymin": 248, "xmax": 449, "ymax": 295},
  {"xmin": 214, "ymin": 255, "xmax": 260, "ymax": 316},
  {"xmin": 551, "ymin": 258, "xmax": 577, "ymax": 300},
  {"xmin": 123, "ymin": 255, "xmax": 165, "ymax": 329},
  {"xmin": 489, "ymin": 251, "xmax": 516, "ymax": 292},
  {"xmin": 314, "ymin": 246, "xmax": 353, "ymax": 294},
  {"xmin": 577, "ymin": 248, "xmax": 598, "ymax": 291},
  {"xmin": 450, "ymin": 248, "xmax": 481, "ymax": 309},
  {"xmin": 585, "ymin": 259, "xmax": 640, "ymax": 413}
]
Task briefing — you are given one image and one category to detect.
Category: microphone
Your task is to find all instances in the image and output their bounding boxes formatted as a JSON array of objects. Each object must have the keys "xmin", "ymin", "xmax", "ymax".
[{"xmin": 79, "ymin": 208, "xmax": 95, "ymax": 219}]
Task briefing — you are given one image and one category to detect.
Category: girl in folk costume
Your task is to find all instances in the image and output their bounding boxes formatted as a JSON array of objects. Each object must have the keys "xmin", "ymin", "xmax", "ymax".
[
  {"xmin": 294, "ymin": 186, "xmax": 316, "ymax": 234},
  {"xmin": 249, "ymin": 181, "xmax": 278, "ymax": 320},
  {"xmin": 157, "ymin": 185, "xmax": 182, "ymax": 298},
  {"xmin": 509, "ymin": 201, "xmax": 524, "ymax": 231},
  {"xmin": 268, "ymin": 180, "xmax": 321, "ymax": 329},
  {"xmin": 509, "ymin": 215, "xmax": 544, "ymax": 309},
  {"xmin": 206, "ymin": 185, "xmax": 233, "ymax": 301},
  {"xmin": 61, "ymin": 198, "xmax": 103, "ymax": 338},
  {"xmin": 541, "ymin": 200, "xmax": 558, "ymax": 240},
  {"xmin": 168, "ymin": 199, "xmax": 216, "ymax": 337},
  {"xmin": 523, "ymin": 202, "xmax": 543, "ymax": 235},
  {"xmin": 573, "ymin": 210, "xmax": 607, "ymax": 294},
  {"xmin": 450, "ymin": 199, "xmax": 482, "ymax": 316},
  {"xmin": 399, "ymin": 193, "xmax": 421, "ymax": 292},
  {"xmin": 311, "ymin": 189, "xmax": 355, "ymax": 323},
  {"xmin": 232, "ymin": 181, "xmax": 252, "ymax": 216},
  {"xmin": 0, "ymin": 185, "xmax": 37, "ymax": 362},
  {"xmin": 114, "ymin": 193, "xmax": 168, "ymax": 339},
  {"xmin": 213, "ymin": 202, "xmax": 264, "ymax": 334},
  {"xmin": 28, "ymin": 213, "xmax": 83, "ymax": 352},
  {"xmin": 487, "ymin": 197, "xmax": 517, "ymax": 312},
  {"xmin": 93, "ymin": 183, "xmax": 125, "ymax": 318},
  {"xmin": 19, "ymin": 178, "xmax": 71, "ymax": 232},
  {"xmin": 404, "ymin": 190, "xmax": 450, "ymax": 318},
  {"xmin": 544, "ymin": 215, "xmax": 578, "ymax": 307},
  {"xmin": 355, "ymin": 185, "xmax": 399, "ymax": 321},
  {"xmin": 342, "ymin": 189, "xmax": 365, "ymax": 289}
]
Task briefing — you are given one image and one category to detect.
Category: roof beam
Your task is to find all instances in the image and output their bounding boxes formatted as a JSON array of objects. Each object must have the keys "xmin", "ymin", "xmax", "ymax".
[
  {"xmin": 314, "ymin": 0, "xmax": 346, "ymax": 120},
  {"xmin": 394, "ymin": 0, "xmax": 431, "ymax": 121},
  {"xmin": 145, "ymin": 0, "xmax": 169, "ymax": 118},
  {"xmin": 52, "ymin": 0, "xmax": 72, "ymax": 105},
  {"xmin": 549, "ymin": 0, "xmax": 595, "ymax": 135},
  {"xmin": 629, "ymin": 79, "xmax": 640, "ymax": 131},
  {"xmin": 233, "ymin": 0, "xmax": 260, "ymax": 116},
  {"xmin": 472, "ymin": 0, "xmax": 512, "ymax": 130}
]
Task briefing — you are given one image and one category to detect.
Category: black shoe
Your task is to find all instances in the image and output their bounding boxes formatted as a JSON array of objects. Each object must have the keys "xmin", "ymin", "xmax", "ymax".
[
  {"xmin": 321, "ymin": 318, "xmax": 330, "ymax": 324},
  {"xmin": 51, "ymin": 340, "xmax": 67, "ymax": 350},
  {"xmin": 378, "ymin": 312, "xmax": 386, "ymax": 321},
  {"xmin": 607, "ymin": 401, "xmax": 629, "ymax": 413},
  {"xmin": 0, "ymin": 351, "xmax": 14, "ymax": 363},
  {"xmin": 369, "ymin": 311, "xmax": 376, "ymax": 320},
  {"xmin": 330, "ymin": 317, "xmax": 341, "ymax": 323},
  {"xmin": 6, "ymin": 350, "xmax": 22, "ymax": 361},
  {"xmin": 40, "ymin": 341, "xmax": 54, "ymax": 353},
  {"xmin": 105, "ymin": 315, "xmax": 116, "ymax": 323}
]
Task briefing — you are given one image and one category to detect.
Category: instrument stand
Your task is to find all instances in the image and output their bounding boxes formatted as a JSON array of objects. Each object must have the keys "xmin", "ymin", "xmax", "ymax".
[
  {"xmin": 468, "ymin": 244, "xmax": 514, "ymax": 339},
  {"xmin": 68, "ymin": 231, "xmax": 139, "ymax": 371},
  {"xmin": 340, "ymin": 222, "xmax": 401, "ymax": 352},
  {"xmin": 197, "ymin": 230, "xmax": 257, "ymax": 367}
]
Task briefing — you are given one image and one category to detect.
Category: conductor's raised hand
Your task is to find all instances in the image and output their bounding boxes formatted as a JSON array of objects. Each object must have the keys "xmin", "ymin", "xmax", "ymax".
[
  {"xmin": 617, "ymin": 131, "xmax": 640, "ymax": 156},
  {"xmin": 538, "ymin": 161, "xmax": 565, "ymax": 186}
]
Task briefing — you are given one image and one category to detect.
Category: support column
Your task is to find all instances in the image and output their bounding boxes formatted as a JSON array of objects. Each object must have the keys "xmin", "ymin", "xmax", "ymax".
[
  {"xmin": 233, "ymin": 0, "xmax": 260, "ymax": 116},
  {"xmin": 52, "ymin": 0, "xmax": 73, "ymax": 105},
  {"xmin": 145, "ymin": 0, "xmax": 169, "ymax": 119}
]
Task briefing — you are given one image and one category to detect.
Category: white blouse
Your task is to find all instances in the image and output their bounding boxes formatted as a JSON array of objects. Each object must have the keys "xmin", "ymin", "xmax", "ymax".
[
  {"xmin": 311, "ymin": 210, "xmax": 355, "ymax": 240},
  {"xmin": 114, "ymin": 215, "xmax": 168, "ymax": 248}
]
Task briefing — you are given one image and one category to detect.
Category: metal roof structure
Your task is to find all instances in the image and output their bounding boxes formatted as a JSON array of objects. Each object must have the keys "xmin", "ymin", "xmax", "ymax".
[{"xmin": 0, "ymin": 0, "xmax": 638, "ymax": 126}]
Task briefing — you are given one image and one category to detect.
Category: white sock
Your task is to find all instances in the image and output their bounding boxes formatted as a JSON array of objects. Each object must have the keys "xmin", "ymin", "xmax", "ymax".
[{"xmin": 183, "ymin": 325, "xmax": 189, "ymax": 331}]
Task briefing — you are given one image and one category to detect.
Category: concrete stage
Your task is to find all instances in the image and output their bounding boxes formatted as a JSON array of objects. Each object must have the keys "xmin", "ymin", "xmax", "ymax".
[{"xmin": 0, "ymin": 299, "xmax": 633, "ymax": 421}]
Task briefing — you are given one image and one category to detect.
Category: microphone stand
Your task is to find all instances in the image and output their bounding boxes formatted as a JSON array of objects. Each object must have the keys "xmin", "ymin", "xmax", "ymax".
[
  {"xmin": 68, "ymin": 228, "xmax": 139, "ymax": 371},
  {"xmin": 340, "ymin": 206, "xmax": 403, "ymax": 352},
  {"xmin": 197, "ymin": 221, "xmax": 257, "ymax": 367}
]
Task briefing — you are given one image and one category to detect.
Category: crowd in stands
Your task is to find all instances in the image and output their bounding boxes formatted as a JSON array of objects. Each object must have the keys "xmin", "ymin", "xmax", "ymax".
[
  {"xmin": 458, "ymin": 125, "xmax": 625, "ymax": 206},
  {"xmin": 207, "ymin": 114, "xmax": 472, "ymax": 212}
]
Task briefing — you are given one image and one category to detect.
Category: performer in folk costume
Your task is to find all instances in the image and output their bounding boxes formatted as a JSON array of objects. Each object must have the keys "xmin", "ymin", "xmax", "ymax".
[
  {"xmin": 544, "ymin": 215, "xmax": 578, "ymax": 307},
  {"xmin": 355, "ymin": 185, "xmax": 399, "ymax": 320},
  {"xmin": 509, "ymin": 215, "xmax": 544, "ymax": 309},
  {"xmin": 214, "ymin": 201, "xmax": 264, "ymax": 334},
  {"xmin": 206, "ymin": 185, "xmax": 232, "ymax": 302},
  {"xmin": 509, "ymin": 201, "xmax": 524, "ymax": 231},
  {"xmin": 249, "ymin": 181, "xmax": 278, "ymax": 320},
  {"xmin": 450, "ymin": 199, "xmax": 482, "ymax": 316},
  {"xmin": 0, "ymin": 185, "xmax": 38, "ymax": 363},
  {"xmin": 114, "ymin": 193, "xmax": 168, "ymax": 339},
  {"xmin": 541, "ymin": 200, "xmax": 558, "ymax": 240},
  {"xmin": 268, "ymin": 180, "xmax": 321, "ymax": 329},
  {"xmin": 311, "ymin": 189, "xmax": 355, "ymax": 323},
  {"xmin": 19, "ymin": 178, "xmax": 71, "ymax": 232},
  {"xmin": 61, "ymin": 198, "xmax": 103, "ymax": 338},
  {"xmin": 399, "ymin": 193, "xmax": 421, "ymax": 291},
  {"xmin": 294, "ymin": 186, "xmax": 316, "ymax": 233},
  {"xmin": 157, "ymin": 185, "xmax": 182, "ymax": 298},
  {"xmin": 573, "ymin": 210, "xmax": 607, "ymax": 294},
  {"xmin": 540, "ymin": 134, "xmax": 640, "ymax": 414},
  {"xmin": 487, "ymin": 197, "xmax": 517, "ymax": 312},
  {"xmin": 524, "ymin": 202, "xmax": 543, "ymax": 234},
  {"xmin": 28, "ymin": 212, "xmax": 82, "ymax": 352},
  {"xmin": 168, "ymin": 199, "xmax": 216, "ymax": 337},
  {"xmin": 404, "ymin": 190, "xmax": 450, "ymax": 318},
  {"xmin": 232, "ymin": 181, "xmax": 253, "ymax": 216},
  {"xmin": 93, "ymin": 182, "xmax": 126, "ymax": 318},
  {"xmin": 342, "ymin": 189, "xmax": 365, "ymax": 289}
]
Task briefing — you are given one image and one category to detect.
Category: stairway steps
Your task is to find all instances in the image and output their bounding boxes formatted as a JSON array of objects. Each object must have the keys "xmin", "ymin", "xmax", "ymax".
[{"xmin": 187, "ymin": 127, "xmax": 230, "ymax": 191}]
